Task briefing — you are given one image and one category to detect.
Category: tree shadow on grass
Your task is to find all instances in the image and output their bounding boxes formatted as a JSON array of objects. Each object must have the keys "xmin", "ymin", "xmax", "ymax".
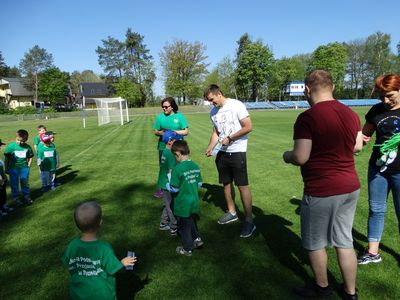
[{"xmin": 201, "ymin": 182, "xmax": 243, "ymax": 217}]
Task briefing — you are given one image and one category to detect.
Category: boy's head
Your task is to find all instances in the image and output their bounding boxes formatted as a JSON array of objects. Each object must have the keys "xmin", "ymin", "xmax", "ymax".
[
  {"xmin": 16, "ymin": 129, "xmax": 29, "ymax": 145},
  {"xmin": 162, "ymin": 130, "xmax": 183, "ymax": 145},
  {"xmin": 74, "ymin": 201, "xmax": 102, "ymax": 233},
  {"xmin": 37, "ymin": 125, "xmax": 46, "ymax": 133},
  {"xmin": 171, "ymin": 140, "xmax": 190, "ymax": 162},
  {"xmin": 40, "ymin": 131, "xmax": 55, "ymax": 144}
]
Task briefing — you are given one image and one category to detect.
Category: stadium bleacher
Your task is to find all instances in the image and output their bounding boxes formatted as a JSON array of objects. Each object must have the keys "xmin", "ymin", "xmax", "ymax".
[{"xmin": 242, "ymin": 99, "xmax": 380, "ymax": 111}]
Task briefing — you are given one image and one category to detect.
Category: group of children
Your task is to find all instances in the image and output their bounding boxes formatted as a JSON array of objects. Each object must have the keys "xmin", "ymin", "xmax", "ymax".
[
  {"xmin": 61, "ymin": 129, "xmax": 203, "ymax": 298},
  {"xmin": 0, "ymin": 125, "xmax": 60, "ymax": 216}
]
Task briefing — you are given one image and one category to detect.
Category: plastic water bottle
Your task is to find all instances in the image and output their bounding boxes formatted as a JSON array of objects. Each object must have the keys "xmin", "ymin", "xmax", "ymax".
[
  {"xmin": 126, "ymin": 251, "xmax": 135, "ymax": 270},
  {"xmin": 211, "ymin": 141, "xmax": 222, "ymax": 156}
]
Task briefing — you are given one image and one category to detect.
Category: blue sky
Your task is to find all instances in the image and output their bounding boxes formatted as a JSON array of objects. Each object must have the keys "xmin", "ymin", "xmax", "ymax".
[{"xmin": 3, "ymin": 0, "xmax": 400, "ymax": 95}]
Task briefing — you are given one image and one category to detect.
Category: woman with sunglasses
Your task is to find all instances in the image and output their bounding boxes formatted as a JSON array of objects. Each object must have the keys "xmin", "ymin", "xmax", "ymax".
[
  {"xmin": 152, "ymin": 97, "xmax": 189, "ymax": 198},
  {"xmin": 358, "ymin": 74, "xmax": 400, "ymax": 265}
]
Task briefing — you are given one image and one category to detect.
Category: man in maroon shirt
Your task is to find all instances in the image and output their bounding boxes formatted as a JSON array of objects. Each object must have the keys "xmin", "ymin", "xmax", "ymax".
[{"xmin": 283, "ymin": 70, "xmax": 363, "ymax": 299}]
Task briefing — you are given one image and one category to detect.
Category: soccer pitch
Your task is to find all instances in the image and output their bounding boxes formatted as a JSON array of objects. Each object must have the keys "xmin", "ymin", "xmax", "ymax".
[{"xmin": 0, "ymin": 108, "xmax": 399, "ymax": 299}]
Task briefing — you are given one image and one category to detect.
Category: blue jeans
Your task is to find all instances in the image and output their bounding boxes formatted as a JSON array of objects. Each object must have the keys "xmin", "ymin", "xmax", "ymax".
[
  {"xmin": 367, "ymin": 166, "xmax": 400, "ymax": 242},
  {"xmin": 9, "ymin": 167, "xmax": 31, "ymax": 199}
]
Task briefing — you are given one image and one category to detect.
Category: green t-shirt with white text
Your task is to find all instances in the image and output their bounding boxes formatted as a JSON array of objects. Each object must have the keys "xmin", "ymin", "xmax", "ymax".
[
  {"xmin": 37, "ymin": 143, "xmax": 58, "ymax": 172},
  {"xmin": 170, "ymin": 159, "xmax": 202, "ymax": 217},
  {"xmin": 4, "ymin": 142, "xmax": 34, "ymax": 169},
  {"xmin": 62, "ymin": 238, "xmax": 123, "ymax": 300}
]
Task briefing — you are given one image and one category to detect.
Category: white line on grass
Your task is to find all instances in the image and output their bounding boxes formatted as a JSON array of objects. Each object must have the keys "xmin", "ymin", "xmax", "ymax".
[{"xmin": 64, "ymin": 126, "xmax": 122, "ymax": 163}]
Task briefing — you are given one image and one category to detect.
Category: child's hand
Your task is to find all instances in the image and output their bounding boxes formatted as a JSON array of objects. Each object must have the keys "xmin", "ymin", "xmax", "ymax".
[{"xmin": 121, "ymin": 256, "xmax": 137, "ymax": 267}]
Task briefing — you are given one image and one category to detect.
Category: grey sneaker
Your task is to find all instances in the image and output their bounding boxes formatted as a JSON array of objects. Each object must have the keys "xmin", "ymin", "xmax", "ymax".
[
  {"xmin": 193, "ymin": 237, "xmax": 204, "ymax": 248},
  {"xmin": 217, "ymin": 212, "xmax": 238, "ymax": 224},
  {"xmin": 176, "ymin": 246, "xmax": 192, "ymax": 256},
  {"xmin": 159, "ymin": 223, "xmax": 170, "ymax": 231},
  {"xmin": 240, "ymin": 221, "xmax": 256, "ymax": 238},
  {"xmin": 357, "ymin": 251, "xmax": 382, "ymax": 265}
]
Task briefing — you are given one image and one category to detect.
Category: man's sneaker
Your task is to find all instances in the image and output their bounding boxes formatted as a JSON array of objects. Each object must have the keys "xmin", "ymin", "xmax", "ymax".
[
  {"xmin": 193, "ymin": 237, "xmax": 204, "ymax": 248},
  {"xmin": 159, "ymin": 223, "xmax": 170, "ymax": 231},
  {"xmin": 170, "ymin": 228, "xmax": 178, "ymax": 236},
  {"xmin": 240, "ymin": 221, "xmax": 256, "ymax": 238},
  {"xmin": 293, "ymin": 282, "xmax": 333, "ymax": 298},
  {"xmin": 338, "ymin": 284, "xmax": 358, "ymax": 300},
  {"xmin": 153, "ymin": 189, "xmax": 163, "ymax": 198},
  {"xmin": 217, "ymin": 212, "xmax": 238, "ymax": 224},
  {"xmin": 357, "ymin": 250, "xmax": 382, "ymax": 265},
  {"xmin": 176, "ymin": 246, "xmax": 192, "ymax": 256}
]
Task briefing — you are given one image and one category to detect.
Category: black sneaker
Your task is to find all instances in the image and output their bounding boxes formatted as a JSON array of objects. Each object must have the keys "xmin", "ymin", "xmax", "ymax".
[
  {"xmin": 293, "ymin": 282, "xmax": 333, "ymax": 298},
  {"xmin": 357, "ymin": 251, "xmax": 382, "ymax": 265},
  {"xmin": 338, "ymin": 285, "xmax": 358, "ymax": 300},
  {"xmin": 240, "ymin": 221, "xmax": 256, "ymax": 238}
]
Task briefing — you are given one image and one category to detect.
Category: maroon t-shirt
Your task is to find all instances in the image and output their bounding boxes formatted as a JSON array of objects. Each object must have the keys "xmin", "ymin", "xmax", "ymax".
[{"xmin": 293, "ymin": 100, "xmax": 361, "ymax": 197}]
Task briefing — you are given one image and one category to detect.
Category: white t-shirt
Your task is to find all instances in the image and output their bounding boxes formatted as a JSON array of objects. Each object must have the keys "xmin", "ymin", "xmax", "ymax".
[{"xmin": 210, "ymin": 98, "xmax": 249, "ymax": 153}]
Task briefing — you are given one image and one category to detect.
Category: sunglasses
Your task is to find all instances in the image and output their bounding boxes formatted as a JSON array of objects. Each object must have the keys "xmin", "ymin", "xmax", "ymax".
[{"xmin": 162, "ymin": 105, "xmax": 171, "ymax": 109}]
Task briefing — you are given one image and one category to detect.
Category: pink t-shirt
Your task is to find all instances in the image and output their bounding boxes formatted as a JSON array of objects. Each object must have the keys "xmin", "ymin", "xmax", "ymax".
[{"xmin": 294, "ymin": 100, "xmax": 361, "ymax": 197}]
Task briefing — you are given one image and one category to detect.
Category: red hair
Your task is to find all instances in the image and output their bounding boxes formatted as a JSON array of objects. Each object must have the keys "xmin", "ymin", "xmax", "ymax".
[{"xmin": 374, "ymin": 74, "xmax": 400, "ymax": 93}]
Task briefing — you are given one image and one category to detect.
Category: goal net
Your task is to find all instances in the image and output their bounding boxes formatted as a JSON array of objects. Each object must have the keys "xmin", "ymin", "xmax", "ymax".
[{"xmin": 93, "ymin": 97, "xmax": 129, "ymax": 126}]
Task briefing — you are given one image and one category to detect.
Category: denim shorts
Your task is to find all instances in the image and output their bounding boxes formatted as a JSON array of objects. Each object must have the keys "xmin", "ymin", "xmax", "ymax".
[{"xmin": 301, "ymin": 189, "xmax": 360, "ymax": 251}]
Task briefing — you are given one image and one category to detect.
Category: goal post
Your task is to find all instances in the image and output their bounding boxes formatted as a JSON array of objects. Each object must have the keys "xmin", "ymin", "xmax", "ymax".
[{"xmin": 93, "ymin": 97, "xmax": 129, "ymax": 126}]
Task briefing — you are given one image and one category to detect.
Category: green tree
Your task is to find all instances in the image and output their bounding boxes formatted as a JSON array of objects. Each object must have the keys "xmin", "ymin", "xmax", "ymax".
[
  {"xmin": 124, "ymin": 28, "xmax": 155, "ymax": 106},
  {"xmin": 160, "ymin": 39, "xmax": 208, "ymax": 103},
  {"xmin": 203, "ymin": 57, "xmax": 237, "ymax": 98},
  {"xmin": 96, "ymin": 37, "xmax": 126, "ymax": 78},
  {"xmin": 309, "ymin": 42, "xmax": 348, "ymax": 95},
  {"xmin": 365, "ymin": 32, "xmax": 391, "ymax": 92},
  {"xmin": 19, "ymin": 45, "xmax": 54, "ymax": 105},
  {"xmin": 235, "ymin": 40, "xmax": 274, "ymax": 101},
  {"xmin": 344, "ymin": 39, "xmax": 369, "ymax": 99},
  {"xmin": 113, "ymin": 77, "xmax": 142, "ymax": 107},
  {"xmin": 37, "ymin": 67, "xmax": 69, "ymax": 105},
  {"xmin": 0, "ymin": 51, "xmax": 7, "ymax": 76},
  {"xmin": 268, "ymin": 57, "xmax": 302, "ymax": 100}
]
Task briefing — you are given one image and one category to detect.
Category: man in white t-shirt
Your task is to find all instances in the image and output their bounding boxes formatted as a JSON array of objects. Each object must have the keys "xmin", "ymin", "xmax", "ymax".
[{"xmin": 204, "ymin": 84, "xmax": 256, "ymax": 238}]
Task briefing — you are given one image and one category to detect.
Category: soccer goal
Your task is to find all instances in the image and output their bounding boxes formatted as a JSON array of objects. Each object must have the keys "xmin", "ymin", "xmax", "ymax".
[{"xmin": 92, "ymin": 97, "xmax": 130, "ymax": 126}]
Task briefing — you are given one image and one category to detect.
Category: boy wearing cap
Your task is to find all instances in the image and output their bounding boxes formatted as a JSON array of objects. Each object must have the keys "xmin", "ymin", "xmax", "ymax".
[
  {"xmin": 0, "ymin": 139, "xmax": 14, "ymax": 216},
  {"xmin": 4, "ymin": 130, "xmax": 34, "ymax": 205},
  {"xmin": 157, "ymin": 130, "xmax": 182, "ymax": 235},
  {"xmin": 37, "ymin": 131, "xmax": 60, "ymax": 192}
]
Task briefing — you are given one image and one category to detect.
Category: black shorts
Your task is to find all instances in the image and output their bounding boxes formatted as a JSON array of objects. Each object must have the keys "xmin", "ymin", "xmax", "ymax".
[{"xmin": 215, "ymin": 152, "xmax": 249, "ymax": 186}]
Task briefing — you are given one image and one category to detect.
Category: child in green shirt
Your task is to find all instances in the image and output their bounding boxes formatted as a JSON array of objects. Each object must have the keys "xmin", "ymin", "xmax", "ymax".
[
  {"xmin": 0, "ymin": 139, "xmax": 13, "ymax": 216},
  {"xmin": 4, "ymin": 129, "xmax": 34, "ymax": 205},
  {"xmin": 169, "ymin": 140, "xmax": 203, "ymax": 256},
  {"xmin": 62, "ymin": 201, "xmax": 136, "ymax": 300},
  {"xmin": 37, "ymin": 131, "xmax": 60, "ymax": 192},
  {"xmin": 157, "ymin": 130, "xmax": 183, "ymax": 235}
]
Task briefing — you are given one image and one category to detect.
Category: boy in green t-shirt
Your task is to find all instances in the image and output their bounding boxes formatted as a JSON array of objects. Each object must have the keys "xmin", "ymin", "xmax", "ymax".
[
  {"xmin": 62, "ymin": 201, "xmax": 137, "ymax": 300},
  {"xmin": 37, "ymin": 131, "xmax": 60, "ymax": 192},
  {"xmin": 169, "ymin": 140, "xmax": 203, "ymax": 256},
  {"xmin": 33, "ymin": 124, "xmax": 46, "ymax": 154},
  {"xmin": 157, "ymin": 130, "xmax": 183, "ymax": 235},
  {"xmin": 4, "ymin": 129, "xmax": 34, "ymax": 205},
  {"xmin": 0, "ymin": 139, "xmax": 14, "ymax": 216}
]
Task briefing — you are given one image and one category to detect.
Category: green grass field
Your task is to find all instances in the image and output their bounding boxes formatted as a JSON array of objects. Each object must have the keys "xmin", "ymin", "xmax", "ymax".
[{"xmin": 0, "ymin": 108, "xmax": 399, "ymax": 299}]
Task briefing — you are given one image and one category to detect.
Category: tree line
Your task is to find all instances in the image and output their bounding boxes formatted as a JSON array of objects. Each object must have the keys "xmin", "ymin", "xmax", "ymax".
[{"xmin": 1, "ymin": 29, "xmax": 399, "ymax": 108}]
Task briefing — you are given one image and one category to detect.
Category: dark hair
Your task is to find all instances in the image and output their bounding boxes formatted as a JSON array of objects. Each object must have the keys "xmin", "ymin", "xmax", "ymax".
[
  {"xmin": 374, "ymin": 74, "xmax": 400, "ymax": 94},
  {"xmin": 74, "ymin": 201, "xmax": 102, "ymax": 233},
  {"xmin": 37, "ymin": 125, "xmax": 46, "ymax": 130},
  {"xmin": 203, "ymin": 84, "xmax": 224, "ymax": 99},
  {"xmin": 17, "ymin": 129, "xmax": 29, "ymax": 140},
  {"xmin": 171, "ymin": 140, "xmax": 190, "ymax": 155},
  {"xmin": 304, "ymin": 70, "xmax": 333, "ymax": 92},
  {"xmin": 161, "ymin": 97, "xmax": 179, "ymax": 112}
]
